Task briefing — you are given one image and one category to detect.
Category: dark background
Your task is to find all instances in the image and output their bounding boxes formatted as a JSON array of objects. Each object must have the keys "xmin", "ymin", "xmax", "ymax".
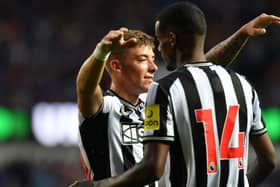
[{"xmin": 0, "ymin": 0, "xmax": 279, "ymax": 186}]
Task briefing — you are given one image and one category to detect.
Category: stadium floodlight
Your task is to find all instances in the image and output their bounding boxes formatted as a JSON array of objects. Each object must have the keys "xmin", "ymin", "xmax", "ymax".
[
  {"xmin": 32, "ymin": 102, "xmax": 79, "ymax": 147},
  {"xmin": 262, "ymin": 107, "xmax": 280, "ymax": 143},
  {"xmin": 0, "ymin": 107, "xmax": 30, "ymax": 141}
]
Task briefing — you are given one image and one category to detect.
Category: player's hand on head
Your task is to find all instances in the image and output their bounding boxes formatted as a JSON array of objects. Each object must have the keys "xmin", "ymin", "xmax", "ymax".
[
  {"xmin": 242, "ymin": 13, "xmax": 280, "ymax": 36},
  {"xmin": 98, "ymin": 27, "xmax": 137, "ymax": 54}
]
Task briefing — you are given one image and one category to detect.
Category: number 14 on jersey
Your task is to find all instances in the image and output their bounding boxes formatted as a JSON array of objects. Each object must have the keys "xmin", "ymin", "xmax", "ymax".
[{"xmin": 195, "ymin": 105, "xmax": 245, "ymax": 174}]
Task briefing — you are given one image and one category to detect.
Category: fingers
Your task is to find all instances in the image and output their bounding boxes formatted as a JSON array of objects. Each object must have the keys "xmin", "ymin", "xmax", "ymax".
[
  {"xmin": 99, "ymin": 27, "xmax": 137, "ymax": 53},
  {"xmin": 268, "ymin": 15, "xmax": 280, "ymax": 26},
  {"xmin": 252, "ymin": 28, "xmax": 266, "ymax": 36},
  {"xmin": 256, "ymin": 13, "xmax": 280, "ymax": 28},
  {"xmin": 264, "ymin": 14, "xmax": 280, "ymax": 23},
  {"xmin": 123, "ymin": 37, "xmax": 137, "ymax": 47},
  {"xmin": 111, "ymin": 27, "xmax": 128, "ymax": 42},
  {"xmin": 119, "ymin": 27, "xmax": 129, "ymax": 32},
  {"xmin": 103, "ymin": 28, "xmax": 128, "ymax": 45},
  {"xmin": 111, "ymin": 27, "xmax": 137, "ymax": 47},
  {"xmin": 96, "ymin": 27, "xmax": 129, "ymax": 53},
  {"xmin": 245, "ymin": 13, "xmax": 280, "ymax": 36}
]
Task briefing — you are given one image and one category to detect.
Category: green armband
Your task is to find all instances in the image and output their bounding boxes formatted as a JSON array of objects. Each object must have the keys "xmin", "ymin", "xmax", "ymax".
[{"xmin": 92, "ymin": 47, "xmax": 111, "ymax": 61}]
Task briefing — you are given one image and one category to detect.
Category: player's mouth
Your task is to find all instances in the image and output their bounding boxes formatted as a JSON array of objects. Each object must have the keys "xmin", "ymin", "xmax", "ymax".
[{"xmin": 144, "ymin": 76, "xmax": 154, "ymax": 81}]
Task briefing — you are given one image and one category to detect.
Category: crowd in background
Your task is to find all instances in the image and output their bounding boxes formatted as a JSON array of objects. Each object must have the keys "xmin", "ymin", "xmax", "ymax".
[
  {"xmin": 0, "ymin": 0, "xmax": 279, "ymax": 186},
  {"xmin": 1, "ymin": 0, "xmax": 280, "ymax": 110}
]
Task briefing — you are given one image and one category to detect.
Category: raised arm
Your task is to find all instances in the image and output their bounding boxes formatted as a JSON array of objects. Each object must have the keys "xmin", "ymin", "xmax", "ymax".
[
  {"xmin": 76, "ymin": 27, "xmax": 135, "ymax": 117},
  {"xmin": 206, "ymin": 13, "xmax": 280, "ymax": 66}
]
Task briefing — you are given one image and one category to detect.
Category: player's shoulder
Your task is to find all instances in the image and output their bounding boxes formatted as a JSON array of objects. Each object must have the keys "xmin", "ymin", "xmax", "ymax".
[
  {"xmin": 156, "ymin": 71, "xmax": 180, "ymax": 89},
  {"xmin": 221, "ymin": 66, "xmax": 257, "ymax": 94},
  {"xmin": 149, "ymin": 75, "xmax": 177, "ymax": 98},
  {"xmin": 228, "ymin": 68, "xmax": 254, "ymax": 86},
  {"xmin": 102, "ymin": 90, "xmax": 123, "ymax": 111}
]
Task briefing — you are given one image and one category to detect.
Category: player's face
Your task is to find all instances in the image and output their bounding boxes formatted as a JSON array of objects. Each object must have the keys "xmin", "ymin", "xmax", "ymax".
[
  {"xmin": 120, "ymin": 45, "xmax": 157, "ymax": 94},
  {"xmin": 155, "ymin": 21, "xmax": 176, "ymax": 70}
]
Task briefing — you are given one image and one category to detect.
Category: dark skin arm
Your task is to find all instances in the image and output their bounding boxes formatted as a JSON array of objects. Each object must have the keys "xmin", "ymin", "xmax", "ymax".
[
  {"xmin": 206, "ymin": 13, "xmax": 280, "ymax": 66},
  {"xmin": 247, "ymin": 133, "xmax": 276, "ymax": 187},
  {"xmin": 69, "ymin": 142, "xmax": 170, "ymax": 187}
]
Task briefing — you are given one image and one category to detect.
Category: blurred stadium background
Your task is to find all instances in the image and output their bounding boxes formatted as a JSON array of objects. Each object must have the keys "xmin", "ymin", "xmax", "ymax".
[{"xmin": 0, "ymin": 0, "xmax": 279, "ymax": 186}]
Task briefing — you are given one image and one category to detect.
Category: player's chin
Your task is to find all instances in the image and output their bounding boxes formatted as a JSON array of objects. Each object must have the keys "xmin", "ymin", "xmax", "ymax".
[
  {"xmin": 144, "ymin": 79, "xmax": 154, "ymax": 86},
  {"xmin": 141, "ymin": 82, "xmax": 153, "ymax": 92}
]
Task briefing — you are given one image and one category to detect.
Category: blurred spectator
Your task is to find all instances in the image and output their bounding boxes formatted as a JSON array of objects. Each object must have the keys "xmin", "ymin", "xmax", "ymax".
[
  {"xmin": 0, "ymin": 0, "xmax": 279, "ymax": 109},
  {"xmin": 0, "ymin": 0, "xmax": 279, "ymax": 186}
]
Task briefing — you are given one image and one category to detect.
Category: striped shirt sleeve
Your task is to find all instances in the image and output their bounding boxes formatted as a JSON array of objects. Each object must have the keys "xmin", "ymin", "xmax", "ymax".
[
  {"xmin": 250, "ymin": 89, "xmax": 267, "ymax": 136},
  {"xmin": 143, "ymin": 82, "xmax": 175, "ymax": 143}
]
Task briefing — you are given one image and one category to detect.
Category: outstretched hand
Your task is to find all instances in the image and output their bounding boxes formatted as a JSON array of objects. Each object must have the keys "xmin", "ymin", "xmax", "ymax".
[
  {"xmin": 241, "ymin": 13, "xmax": 280, "ymax": 36},
  {"xmin": 97, "ymin": 27, "xmax": 137, "ymax": 54}
]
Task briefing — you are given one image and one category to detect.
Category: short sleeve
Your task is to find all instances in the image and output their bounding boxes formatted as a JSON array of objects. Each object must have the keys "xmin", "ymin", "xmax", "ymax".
[
  {"xmin": 143, "ymin": 82, "xmax": 175, "ymax": 143},
  {"xmin": 250, "ymin": 90, "xmax": 267, "ymax": 136}
]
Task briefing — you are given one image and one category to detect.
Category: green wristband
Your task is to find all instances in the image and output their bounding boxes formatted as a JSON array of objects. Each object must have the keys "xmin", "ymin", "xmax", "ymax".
[{"xmin": 92, "ymin": 47, "xmax": 111, "ymax": 61}]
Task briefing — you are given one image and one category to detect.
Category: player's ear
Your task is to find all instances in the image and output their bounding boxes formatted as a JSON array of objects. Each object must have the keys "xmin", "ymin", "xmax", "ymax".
[
  {"xmin": 168, "ymin": 32, "xmax": 176, "ymax": 48},
  {"xmin": 109, "ymin": 59, "xmax": 122, "ymax": 73}
]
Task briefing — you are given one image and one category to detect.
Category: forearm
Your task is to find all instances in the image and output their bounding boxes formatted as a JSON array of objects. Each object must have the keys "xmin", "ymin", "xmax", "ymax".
[
  {"xmin": 99, "ymin": 143, "xmax": 169, "ymax": 187},
  {"xmin": 76, "ymin": 42, "xmax": 111, "ymax": 94},
  {"xmin": 206, "ymin": 28, "xmax": 249, "ymax": 66},
  {"xmin": 98, "ymin": 161, "xmax": 158, "ymax": 187},
  {"xmin": 69, "ymin": 161, "xmax": 158, "ymax": 187},
  {"xmin": 247, "ymin": 160, "xmax": 275, "ymax": 187},
  {"xmin": 76, "ymin": 53, "xmax": 106, "ymax": 94},
  {"xmin": 248, "ymin": 133, "xmax": 276, "ymax": 186}
]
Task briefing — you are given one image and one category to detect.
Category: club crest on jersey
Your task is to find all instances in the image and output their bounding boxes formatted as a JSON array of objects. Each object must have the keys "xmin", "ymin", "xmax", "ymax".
[
  {"xmin": 120, "ymin": 105, "xmax": 133, "ymax": 117},
  {"xmin": 121, "ymin": 123, "xmax": 144, "ymax": 144},
  {"xmin": 144, "ymin": 104, "xmax": 160, "ymax": 130}
]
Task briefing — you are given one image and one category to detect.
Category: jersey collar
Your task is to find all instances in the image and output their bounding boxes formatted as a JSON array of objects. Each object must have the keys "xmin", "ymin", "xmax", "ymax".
[
  {"xmin": 107, "ymin": 89, "xmax": 145, "ymax": 110},
  {"xmin": 183, "ymin": 61, "xmax": 213, "ymax": 67}
]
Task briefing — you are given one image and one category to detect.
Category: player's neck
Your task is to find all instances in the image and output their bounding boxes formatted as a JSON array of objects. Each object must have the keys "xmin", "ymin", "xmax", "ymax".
[
  {"xmin": 176, "ymin": 39, "xmax": 206, "ymax": 66},
  {"xmin": 110, "ymin": 84, "xmax": 139, "ymax": 106},
  {"xmin": 177, "ymin": 50, "xmax": 206, "ymax": 66}
]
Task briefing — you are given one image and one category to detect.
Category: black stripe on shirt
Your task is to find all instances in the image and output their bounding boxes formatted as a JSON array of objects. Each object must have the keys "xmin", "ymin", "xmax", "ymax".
[
  {"xmin": 203, "ymin": 66, "xmax": 229, "ymax": 187},
  {"xmin": 153, "ymin": 81, "xmax": 170, "ymax": 139},
  {"xmin": 121, "ymin": 145, "xmax": 136, "ymax": 171},
  {"xmin": 170, "ymin": 120, "xmax": 188, "ymax": 187},
  {"xmin": 79, "ymin": 113, "xmax": 110, "ymax": 180},
  {"xmin": 230, "ymin": 71, "xmax": 248, "ymax": 187},
  {"xmin": 156, "ymin": 72, "xmax": 188, "ymax": 186},
  {"xmin": 179, "ymin": 67, "xmax": 207, "ymax": 187}
]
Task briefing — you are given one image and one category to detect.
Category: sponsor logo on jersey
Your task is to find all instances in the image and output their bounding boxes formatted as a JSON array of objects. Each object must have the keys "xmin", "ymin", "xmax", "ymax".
[
  {"xmin": 144, "ymin": 104, "xmax": 160, "ymax": 130},
  {"xmin": 121, "ymin": 123, "xmax": 144, "ymax": 145}
]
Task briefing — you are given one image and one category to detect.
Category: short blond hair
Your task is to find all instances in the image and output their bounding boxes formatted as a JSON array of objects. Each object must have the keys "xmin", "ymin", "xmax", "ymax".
[{"xmin": 106, "ymin": 30, "xmax": 155, "ymax": 74}]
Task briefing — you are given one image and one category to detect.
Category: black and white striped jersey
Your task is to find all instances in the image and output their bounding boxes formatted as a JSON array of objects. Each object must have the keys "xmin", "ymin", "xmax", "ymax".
[
  {"xmin": 78, "ymin": 89, "xmax": 145, "ymax": 179},
  {"xmin": 78, "ymin": 90, "xmax": 161, "ymax": 187},
  {"xmin": 143, "ymin": 62, "xmax": 267, "ymax": 187}
]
